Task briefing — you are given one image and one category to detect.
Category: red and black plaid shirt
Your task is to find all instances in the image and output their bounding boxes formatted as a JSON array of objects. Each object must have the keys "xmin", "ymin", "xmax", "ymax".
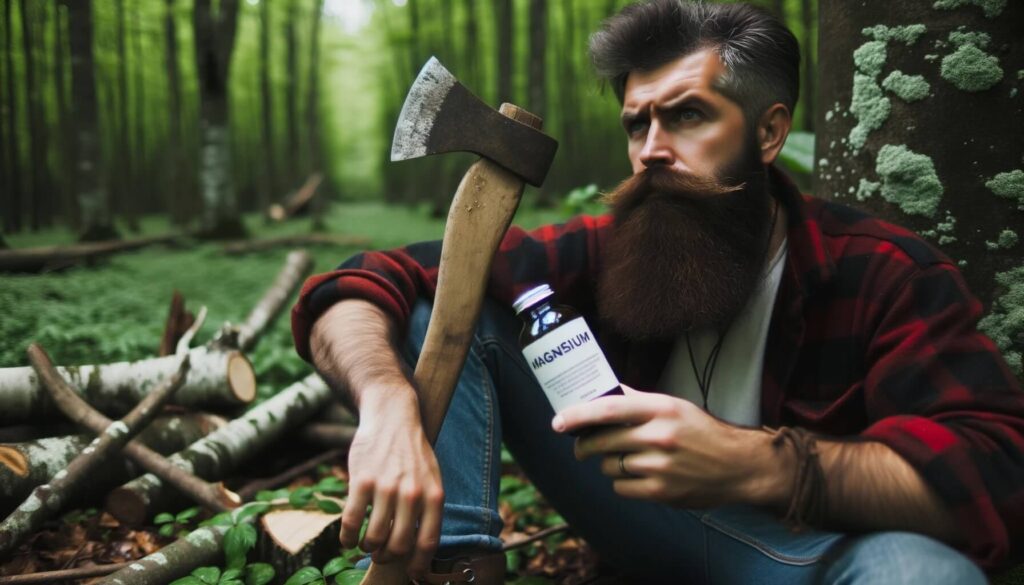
[{"xmin": 292, "ymin": 167, "xmax": 1024, "ymax": 569}]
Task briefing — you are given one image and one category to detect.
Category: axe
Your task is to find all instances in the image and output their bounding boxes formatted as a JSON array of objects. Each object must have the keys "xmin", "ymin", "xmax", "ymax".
[{"xmin": 358, "ymin": 58, "xmax": 557, "ymax": 584}]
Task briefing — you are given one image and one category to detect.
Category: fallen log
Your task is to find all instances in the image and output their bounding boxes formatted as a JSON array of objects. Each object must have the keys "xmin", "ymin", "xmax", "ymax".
[
  {"xmin": 234, "ymin": 250, "xmax": 313, "ymax": 352},
  {"xmin": 221, "ymin": 233, "xmax": 370, "ymax": 256},
  {"xmin": 267, "ymin": 173, "xmax": 324, "ymax": 222},
  {"xmin": 0, "ymin": 235, "xmax": 178, "ymax": 273},
  {"xmin": 0, "ymin": 345, "xmax": 255, "ymax": 425},
  {"xmin": 93, "ymin": 525, "xmax": 230, "ymax": 585},
  {"xmin": 0, "ymin": 346, "xmax": 190, "ymax": 557},
  {"xmin": 106, "ymin": 374, "xmax": 332, "ymax": 525},
  {"xmin": 0, "ymin": 413, "xmax": 225, "ymax": 512},
  {"xmin": 28, "ymin": 344, "xmax": 239, "ymax": 517}
]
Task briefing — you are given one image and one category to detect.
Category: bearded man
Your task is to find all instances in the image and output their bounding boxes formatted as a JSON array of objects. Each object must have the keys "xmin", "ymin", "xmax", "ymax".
[{"xmin": 290, "ymin": 1, "xmax": 1024, "ymax": 583}]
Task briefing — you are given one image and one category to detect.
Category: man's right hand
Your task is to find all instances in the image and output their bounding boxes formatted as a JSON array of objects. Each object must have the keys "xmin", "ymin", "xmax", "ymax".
[{"xmin": 339, "ymin": 387, "xmax": 445, "ymax": 579}]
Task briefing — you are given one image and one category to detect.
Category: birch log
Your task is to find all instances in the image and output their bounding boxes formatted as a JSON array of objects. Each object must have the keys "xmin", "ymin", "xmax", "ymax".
[
  {"xmin": 0, "ymin": 413, "xmax": 225, "ymax": 512},
  {"xmin": 235, "ymin": 249, "xmax": 313, "ymax": 352},
  {"xmin": 0, "ymin": 346, "xmax": 255, "ymax": 425},
  {"xmin": 93, "ymin": 525, "xmax": 230, "ymax": 585},
  {"xmin": 0, "ymin": 350, "xmax": 190, "ymax": 557},
  {"xmin": 107, "ymin": 374, "xmax": 331, "ymax": 525}
]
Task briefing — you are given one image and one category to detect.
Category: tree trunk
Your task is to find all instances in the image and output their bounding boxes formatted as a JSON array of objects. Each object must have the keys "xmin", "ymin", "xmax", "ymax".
[
  {"xmin": 114, "ymin": 0, "xmax": 137, "ymax": 231},
  {"xmin": 0, "ymin": 352, "xmax": 190, "ymax": 557},
  {"xmin": 495, "ymin": 0, "xmax": 514, "ymax": 104},
  {"xmin": 816, "ymin": 0, "xmax": 1024, "ymax": 374},
  {"xmin": 258, "ymin": 500, "xmax": 343, "ymax": 579},
  {"xmin": 60, "ymin": 0, "xmax": 115, "ymax": 241},
  {"xmin": 19, "ymin": 0, "xmax": 54, "ymax": 232},
  {"xmin": 53, "ymin": 1, "xmax": 78, "ymax": 230},
  {"xmin": 2, "ymin": 0, "xmax": 22, "ymax": 234},
  {"xmin": 194, "ymin": 0, "xmax": 244, "ymax": 238},
  {"xmin": 258, "ymin": 0, "xmax": 276, "ymax": 212},
  {"xmin": 306, "ymin": 0, "xmax": 325, "ymax": 230},
  {"xmin": 234, "ymin": 249, "xmax": 314, "ymax": 352},
  {"xmin": 131, "ymin": 0, "xmax": 147, "ymax": 215},
  {"xmin": 527, "ymin": 0, "xmax": 547, "ymax": 120},
  {"xmin": 0, "ymin": 345, "xmax": 255, "ymax": 425},
  {"xmin": 462, "ymin": 0, "xmax": 480, "ymax": 91},
  {"xmin": 92, "ymin": 525, "xmax": 230, "ymax": 585},
  {"xmin": 800, "ymin": 0, "xmax": 814, "ymax": 132},
  {"xmin": 105, "ymin": 374, "xmax": 331, "ymax": 525},
  {"xmin": 0, "ymin": 413, "xmax": 224, "ymax": 513},
  {"xmin": 285, "ymin": 1, "xmax": 299, "ymax": 187}
]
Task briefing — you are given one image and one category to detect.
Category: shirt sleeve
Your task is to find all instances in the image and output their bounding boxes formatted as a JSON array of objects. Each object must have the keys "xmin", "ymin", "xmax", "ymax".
[
  {"xmin": 858, "ymin": 261, "xmax": 1024, "ymax": 568},
  {"xmin": 290, "ymin": 214, "xmax": 612, "ymax": 361}
]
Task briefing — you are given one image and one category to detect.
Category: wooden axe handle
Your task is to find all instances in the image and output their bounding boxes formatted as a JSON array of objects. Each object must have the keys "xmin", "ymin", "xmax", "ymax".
[{"xmin": 360, "ymin": 105, "xmax": 542, "ymax": 585}]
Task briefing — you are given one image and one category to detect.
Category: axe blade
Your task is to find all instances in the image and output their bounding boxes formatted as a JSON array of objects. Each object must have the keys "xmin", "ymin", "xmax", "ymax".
[{"xmin": 390, "ymin": 57, "xmax": 558, "ymax": 187}]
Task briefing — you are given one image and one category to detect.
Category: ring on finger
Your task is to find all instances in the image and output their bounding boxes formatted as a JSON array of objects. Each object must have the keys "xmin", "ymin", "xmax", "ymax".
[{"xmin": 618, "ymin": 453, "xmax": 637, "ymax": 478}]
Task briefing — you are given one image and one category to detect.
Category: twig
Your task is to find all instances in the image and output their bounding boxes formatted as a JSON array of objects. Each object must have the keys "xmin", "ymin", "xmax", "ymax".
[
  {"xmin": 25, "ymin": 344, "xmax": 239, "ymax": 519},
  {"xmin": 0, "ymin": 562, "xmax": 128, "ymax": 584},
  {"xmin": 236, "ymin": 448, "xmax": 346, "ymax": 502},
  {"xmin": 175, "ymin": 305, "xmax": 207, "ymax": 356},
  {"xmin": 502, "ymin": 523, "xmax": 572, "ymax": 552},
  {"xmin": 0, "ymin": 345, "xmax": 191, "ymax": 557}
]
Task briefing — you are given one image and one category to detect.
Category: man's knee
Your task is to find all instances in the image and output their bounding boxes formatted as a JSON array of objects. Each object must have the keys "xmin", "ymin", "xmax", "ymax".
[{"xmin": 822, "ymin": 532, "xmax": 985, "ymax": 585}]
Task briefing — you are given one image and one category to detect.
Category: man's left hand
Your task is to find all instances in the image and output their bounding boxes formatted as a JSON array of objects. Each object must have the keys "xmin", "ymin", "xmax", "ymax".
[{"xmin": 552, "ymin": 386, "xmax": 791, "ymax": 509}]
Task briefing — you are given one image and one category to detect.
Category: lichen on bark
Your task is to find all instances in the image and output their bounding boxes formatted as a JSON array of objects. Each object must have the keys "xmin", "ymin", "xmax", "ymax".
[
  {"xmin": 978, "ymin": 265, "xmax": 1024, "ymax": 376},
  {"xmin": 874, "ymin": 144, "xmax": 944, "ymax": 217},
  {"xmin": 986, "ymin": 170, "xmax": 1024, "ymax": 208},
  {"xmin": 882, "ymin": 71, "xmax": 932, "ymax": 102},
  {"xmin": 941, "ymin": 43, "xmax": 1004, "ymax": 92},
  {"xmin": 985, "ymin": 230, "xmax": 1019, "ymax": 250},
  {"xmin": 932, "ymin": 0, "xmax": 1006, "ymax": 19}
]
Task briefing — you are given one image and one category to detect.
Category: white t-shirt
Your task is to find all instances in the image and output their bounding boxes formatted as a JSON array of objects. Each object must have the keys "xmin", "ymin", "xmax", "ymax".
[{"xmin": 657, "ymin": 239, "xmax": 788, "ymax": 427}]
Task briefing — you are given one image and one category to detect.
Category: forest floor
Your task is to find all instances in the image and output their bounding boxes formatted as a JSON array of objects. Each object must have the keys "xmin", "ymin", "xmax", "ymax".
[{"xmin": 0, "ymin": 201, "xmax": 604, "ymax": 584}]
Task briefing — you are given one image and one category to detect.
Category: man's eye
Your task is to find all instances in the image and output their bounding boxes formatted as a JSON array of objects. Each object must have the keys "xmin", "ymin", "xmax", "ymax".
[
  {"xmin": 676, "ymin": 108, "xmax": 703, "ymax": 122},
  {"xmin": 626, "ymin": 120, "xmax": 648, "ymax": 136}
]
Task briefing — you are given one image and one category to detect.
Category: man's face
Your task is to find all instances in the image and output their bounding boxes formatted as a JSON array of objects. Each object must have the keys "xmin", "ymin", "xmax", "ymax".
[{"xmin": 621, "ymin": 48, "xmax": 749, "ymax": 180}]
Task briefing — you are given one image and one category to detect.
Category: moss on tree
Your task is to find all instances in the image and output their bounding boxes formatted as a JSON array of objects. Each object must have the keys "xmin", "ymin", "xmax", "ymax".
[{"xmin": 874, "ymin": 144, "xmax": 944, "ymax": 217}]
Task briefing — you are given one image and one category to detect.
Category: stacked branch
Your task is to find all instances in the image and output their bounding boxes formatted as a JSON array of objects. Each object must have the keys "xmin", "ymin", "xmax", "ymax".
[
  {"xmin": 106, "ymin": 374, "xmax": 332, "ymax": 525},
  {"xmin": 0, "ymin": 346, "xmax": 255, "ymax": 425},
  {"xmin": 0, "ymin": 235, "xmax": 179, "ymax": 273},
  {"xmin": 0, "ymin": 346, "xmax": 190, "ymax": 557},
  {"xmin": 0, "ymin": 413, "xmax": 224, "ymax": 513}
]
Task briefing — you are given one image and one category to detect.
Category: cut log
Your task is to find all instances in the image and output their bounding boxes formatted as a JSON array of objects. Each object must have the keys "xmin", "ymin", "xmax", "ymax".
[
  {"xmin": 0, "ymin": 234, "xmax": 178, "ymax": 273},
  {"xmin": 220, "ymin": 233, "xmax": 370, "ymax": 256},
  {"xmin": 259, "ymin": 496, "xmax": 343, "ymax": 579},
  {"xmin": 92, "ymin": 525, "xmax": 230, "ymax": 585},
  {"xmin": 267, "ymin": 173, "xmax": 323, "ymax": 221},
  {"xmin": 0, "ymin": 413, "xmax": 225, "ymax": 513},
  {"xmin": 297, "ymin": 422, "xmax": 356, "ymax": 449},
  {"xmin": 158, "ymin": 290, "xmax": 195, "ymax": 357},
  {"xmin": 28, "ymin": 345, "xmax": 239, "ymax": 517},
  {"xmin": 234, "ymin": 249, "xmax": 313, "ymax": 352},
  {"xmin": 0, "ymin": 346, "xmax": 255, "ymax": 425},
  {"xmin": 106, "ymin": 374, "xmax": 332, "ymax": 525},
  {"xmin": 0, "ymin": 346, "xmax": 190, "ymax": 557}
]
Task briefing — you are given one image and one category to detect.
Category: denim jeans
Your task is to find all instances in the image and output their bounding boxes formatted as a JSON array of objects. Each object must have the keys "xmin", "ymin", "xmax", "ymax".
[{"xmin": 398, "ymin": 299, "xmax": 984, "ymax": 584}]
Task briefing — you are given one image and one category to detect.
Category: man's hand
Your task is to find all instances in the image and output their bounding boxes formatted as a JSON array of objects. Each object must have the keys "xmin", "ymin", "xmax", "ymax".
[
  {"xmin": 339, "ymin": 388, "xmax": 445, "ymax": 577},
  {"xmin": 552, "ymin": 386, "xmax": 790, "ymax": 509}
]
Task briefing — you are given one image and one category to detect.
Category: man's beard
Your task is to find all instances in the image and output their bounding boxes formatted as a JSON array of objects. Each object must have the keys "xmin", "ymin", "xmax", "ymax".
[{"xmin": 595, "ymin": 151, "xmax": 774, "ymax": 342}]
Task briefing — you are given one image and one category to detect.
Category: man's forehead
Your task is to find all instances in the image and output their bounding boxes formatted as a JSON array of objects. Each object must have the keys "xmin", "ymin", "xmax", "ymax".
[{"xmin": 622, "ymin": 48, "xmax": 730, "ymax": 109}]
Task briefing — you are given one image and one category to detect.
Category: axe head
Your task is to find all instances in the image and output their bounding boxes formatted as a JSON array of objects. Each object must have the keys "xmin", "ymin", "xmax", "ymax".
[{"xmin": 391, "ymin": 57, "xmax": 558, "ymax": 187}]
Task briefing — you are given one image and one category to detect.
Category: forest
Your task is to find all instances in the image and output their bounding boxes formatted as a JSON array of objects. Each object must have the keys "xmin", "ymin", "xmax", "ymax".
[{"xmin": 0, "ymin": 0, "xmax": 1022, "ymax": 583}]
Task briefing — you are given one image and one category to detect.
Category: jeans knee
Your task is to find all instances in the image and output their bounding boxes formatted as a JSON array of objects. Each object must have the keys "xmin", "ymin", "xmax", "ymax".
[{"xmin": 822, "ymin": 532, "xmax": 985, "ymax": 585}]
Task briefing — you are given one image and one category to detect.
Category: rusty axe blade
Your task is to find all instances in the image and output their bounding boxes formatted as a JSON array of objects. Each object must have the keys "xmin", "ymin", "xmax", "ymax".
[{"xmin": 390, "ymin": 57, "xmax": 558, "ymax": 187}]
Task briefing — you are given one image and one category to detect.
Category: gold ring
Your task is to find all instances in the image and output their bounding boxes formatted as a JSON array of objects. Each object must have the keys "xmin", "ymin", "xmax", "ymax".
[{"xmin": 618, "ymin": 453, "xmax": 632, "ymax": 478}]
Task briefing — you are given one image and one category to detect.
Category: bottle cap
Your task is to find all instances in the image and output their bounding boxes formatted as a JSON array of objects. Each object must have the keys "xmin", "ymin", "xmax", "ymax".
[{"xmin": 512, "ymin": 284, "xmax": 554, "ymax": 315}]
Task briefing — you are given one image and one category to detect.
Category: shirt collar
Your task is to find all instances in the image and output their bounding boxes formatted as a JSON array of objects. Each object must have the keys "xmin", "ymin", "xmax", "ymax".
[{"xmin": 769, "ymin": 165, "xmax": 837, "ymax": 296}]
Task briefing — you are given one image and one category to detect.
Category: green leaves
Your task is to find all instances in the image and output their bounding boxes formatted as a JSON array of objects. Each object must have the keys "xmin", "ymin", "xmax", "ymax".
[
  {"xmin": 244, "ymin": 563, "xmax": 275, "ymax": 585},
  {"xmin": 316, "ymin": 498, "xmax": 343, "ymax": 514},
  {"xmin": 561, "ymin": 184, "xmax": 603, "ymax": 216},
  {"xmin": 288, "ymin": 486, "xmax": 315, "ymax": 508},
  {"xmin": 224, "ymin": 523, "xmax": 259, "ymax": 570},
  {"xmin": 777, "ymin": 131, "xmax": 815, "ymax": 175},
  {"xmin": 170, "ymin": 564, "xmax": 260, "ymax": 585},
  {"xmin": 283, "ymin": 566, "xmax": 325, "ymax": 585}
]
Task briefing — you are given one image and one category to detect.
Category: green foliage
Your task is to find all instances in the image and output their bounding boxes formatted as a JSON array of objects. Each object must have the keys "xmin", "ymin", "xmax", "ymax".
[
  {"xmin": 561, "ymin": 184, "xmax": 602, "ymax": 216},
  {"xmin": 778, "ymin": 132, "xmax": 815, "ymax": 175},
  {"xmin": 155, "ymin": 506, "xmax": 202, "ymax": 538}
]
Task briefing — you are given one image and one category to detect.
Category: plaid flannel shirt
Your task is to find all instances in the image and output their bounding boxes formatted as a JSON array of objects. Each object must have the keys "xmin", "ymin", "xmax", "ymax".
[{"xmin": 292, "ymin": 167, "xmax": 1024, "ymax": 569}]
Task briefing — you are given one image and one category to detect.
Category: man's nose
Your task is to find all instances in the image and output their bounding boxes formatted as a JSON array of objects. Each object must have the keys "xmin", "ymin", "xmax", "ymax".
[{"xmin": 638, "ymin": 122, "xmax": 675, "ymax": 168}]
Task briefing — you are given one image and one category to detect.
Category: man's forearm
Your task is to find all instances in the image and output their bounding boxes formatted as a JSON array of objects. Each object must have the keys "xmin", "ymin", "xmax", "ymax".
[
  {"xmin": 746, "ymin": 430, "xmax": 960, "ymax": 543},
  {"xmin": 310, "ymin": 299, "xmax": 418, "ymax": 414}
]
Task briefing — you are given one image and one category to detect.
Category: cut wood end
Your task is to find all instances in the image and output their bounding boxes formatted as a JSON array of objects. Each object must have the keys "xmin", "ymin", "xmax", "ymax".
[
  {"xmin": 268, "ymin": 205, "xmax": 286, "ymax": 222},
  {"xmin": 260, "ymin": 496, "xmax": 344, "ymax": 555},
  {"xmin": 217, "ymin": 482, "xmax": 242, "ymax": 509},
  {"xmin": 0, "ymin": 446, "xmax": 29, "ymax": 477},
  {"xmin": 227, "ymin": 352, "xmax": 257, "ymax": 403},
  {"xmin": 105, "ymin": 486, "xmax": 148, "ymax": 526}
]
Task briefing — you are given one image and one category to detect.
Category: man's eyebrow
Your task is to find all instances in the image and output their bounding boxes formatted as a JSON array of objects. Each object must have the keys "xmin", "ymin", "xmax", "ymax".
[
  {"xmin": 620, "ymin": 110, "xmax": 647, "ymax": 127},
  {"xmin": 658, "ymin": 93, "xmax": 715, "ymax": 112}
]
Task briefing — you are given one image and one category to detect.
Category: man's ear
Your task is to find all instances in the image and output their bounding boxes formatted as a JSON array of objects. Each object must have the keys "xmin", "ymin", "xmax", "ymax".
[{"xmin": 756, "ymin": 104, "xmax": 792, "ymax": 165}]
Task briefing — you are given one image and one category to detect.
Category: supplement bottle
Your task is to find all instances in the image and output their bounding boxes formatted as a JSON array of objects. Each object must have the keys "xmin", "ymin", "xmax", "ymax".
[{"xmin": 512, "ymin": 284, "xmax": 623, "ymax": 414}]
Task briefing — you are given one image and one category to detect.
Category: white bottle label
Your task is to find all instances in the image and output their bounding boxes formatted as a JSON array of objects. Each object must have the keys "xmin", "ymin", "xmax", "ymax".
[{"xmin": 522, "ymin": 317, "xmax": 620, "ymax": 413}]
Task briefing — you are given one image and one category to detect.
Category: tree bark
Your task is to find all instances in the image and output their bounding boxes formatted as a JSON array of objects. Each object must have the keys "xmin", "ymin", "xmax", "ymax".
[
  {"xmin": 816, "ymin": 0, "xmax": 1023, "ymax": 372},
  {"xmin": 53, "ymin": 0, "xmax": 78, "ymax": 230},
  {"xmin": 259, "ymin": 499, "xmax": 343, "ymax": 579},
  {"xmin": 19, "ymin": 0, "xmax": 55, "ymax": 231},
  {"xmin": 106, "ymin": 374, "xmax": 331, "ymax": 525},
  {"xmin": 92, "ymin": 524, "xmax": 230, "ymax": 585},
  {"xmin": 285, "ymin": 0, "xmax": 299, "ymax": 186},
  {"xmin": 164, "ymin": 0, "xmax": 192, "ymax": 226},
  {"xmin": 800, "ymin": 0, "xmax": 814, "ymax": 132},
  {"xmin": 0, "ymin": 413, "xmax": 224, "ymax": 513},
  {"xmin": 159, "ymin": 290, "xmax": 195, "ymax": 357},
  {"xmin": 2, "ymin": 0, "xmax": 23, "ymax": 233},
  {"xmin": 527, "ymin": 0, "xmax": 547, "ymax": 120},
  {"xmin": 0, "ymin": 345, "xmax": 255, "ymax": 425},
  {"xmin": 296, "ymin": 423, "xmax": 356, "ymax": 449},
  {"xmin": 194, "ymin": 0, "xmax": 244, "ymax": 238},
  {"xmin": 113, "ymin": 0, "xmax": 136, "ymax": 231},
  {"xmin": 0, "ymin": 348, "xmax": 190, "ymax": 557},
  {"xmin": 131, "ymin": 0, "xmax": 147, "ymax": 215},
  {"xmin": 234, "ymin": 249, "xmax": 314, "ymax": 352},
  {"xmin": 258, "ymin": 0, "xmax": 276, "ymax": 211},
  {"xmin": 0, "ymin": 234, "xmax": 178, "ymax": 273}
]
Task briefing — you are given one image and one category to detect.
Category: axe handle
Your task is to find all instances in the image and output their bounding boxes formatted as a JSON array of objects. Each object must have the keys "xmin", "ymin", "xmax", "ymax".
[{"xmin": 360, "ymin": 105, "xmax": 542, "ymax": 585}]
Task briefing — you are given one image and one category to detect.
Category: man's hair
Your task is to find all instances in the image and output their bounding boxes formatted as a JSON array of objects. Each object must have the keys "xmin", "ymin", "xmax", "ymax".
[{"xmin": 589, "ymin": 0, "xmax": 800, "ymax": 126}]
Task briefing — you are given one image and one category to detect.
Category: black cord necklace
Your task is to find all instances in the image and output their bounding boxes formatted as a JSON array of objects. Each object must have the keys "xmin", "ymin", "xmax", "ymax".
[{"xmin": 685, "ymin": 199, "xmax": 781, "ymax": 412}]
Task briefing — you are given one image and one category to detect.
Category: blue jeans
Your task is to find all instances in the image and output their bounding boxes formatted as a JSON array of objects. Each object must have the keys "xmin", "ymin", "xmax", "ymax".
[{"xmin": 402, "ymin": 299, "xmax": 984, "ymax": 584}]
